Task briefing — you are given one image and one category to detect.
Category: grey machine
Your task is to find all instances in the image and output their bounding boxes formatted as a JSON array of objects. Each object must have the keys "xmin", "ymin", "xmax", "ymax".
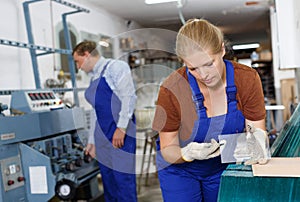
[{"xmin": 0, "ymin": 90, "xmax": 102, "ymax": 201}]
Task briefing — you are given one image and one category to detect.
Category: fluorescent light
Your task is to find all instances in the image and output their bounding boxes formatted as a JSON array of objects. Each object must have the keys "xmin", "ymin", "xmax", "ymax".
[
  {"xmin": 232, "ymin": 43, "xmax": 260, "ymax": 50},
  {"xmin": 145, "ymin": 0, "xmax": 177, "ymax": 4},
  {"xmin": 265, "ymin": 105, "xmax": 285, "ymax": 110}
]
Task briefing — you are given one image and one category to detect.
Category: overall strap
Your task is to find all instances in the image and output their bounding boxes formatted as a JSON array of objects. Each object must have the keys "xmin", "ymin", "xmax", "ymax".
[
  {"xmin": 224, "ymin": 60, "xmax": 238, "ymax": 113},
  {"xmin": 99, "ymin": 59, "xmax": 111, "ymax": 78},
  {"xmin": 186, "ymin": 67, "xmax": 207, "ymax": 118}
]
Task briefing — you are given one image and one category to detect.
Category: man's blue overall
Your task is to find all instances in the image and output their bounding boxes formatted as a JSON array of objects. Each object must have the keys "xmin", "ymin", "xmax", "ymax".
[{"xmin": 85, "ymin": 62, "xmax": 137, "ymax": 202}]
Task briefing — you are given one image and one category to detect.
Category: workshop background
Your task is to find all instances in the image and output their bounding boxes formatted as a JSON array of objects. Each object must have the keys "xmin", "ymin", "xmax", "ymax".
[{"xmin": 0, "ymin": 0, "xmax": 299, "ymax": 201}]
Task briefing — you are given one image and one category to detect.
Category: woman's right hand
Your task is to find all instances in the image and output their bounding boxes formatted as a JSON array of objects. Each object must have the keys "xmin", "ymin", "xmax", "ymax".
[{"xmin": 181, "ymin": 139, "xmax": 220, "ymax": 162}]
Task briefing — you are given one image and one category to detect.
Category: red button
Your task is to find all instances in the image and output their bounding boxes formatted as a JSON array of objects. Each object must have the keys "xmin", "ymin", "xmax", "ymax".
[
  {"xmin": 7, "ymin": 180, "xmax": 14, "ymax": 186},
  {"xmin": 17, "ymin": 177, "xmax": 25, "ymax": 182}
]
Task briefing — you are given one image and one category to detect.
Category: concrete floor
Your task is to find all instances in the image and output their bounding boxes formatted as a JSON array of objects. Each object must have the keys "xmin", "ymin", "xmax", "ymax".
[
  {"xmin": 137, "ymin": 173, "xmax": 163, "ymax": 202},
  {"xmin": 136, "ymin": 131, "xmax": 163, "ymax": 201}
]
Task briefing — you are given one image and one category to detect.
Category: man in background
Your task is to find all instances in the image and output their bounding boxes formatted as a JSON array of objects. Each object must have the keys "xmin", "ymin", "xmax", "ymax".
[{"xmin": 72, "ymin": 40, "xmax": 137, "ymax": 202}]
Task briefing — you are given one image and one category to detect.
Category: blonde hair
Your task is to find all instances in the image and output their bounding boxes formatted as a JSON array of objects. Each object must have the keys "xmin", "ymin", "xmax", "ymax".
[{"xmin": 176, "ymin": 19, "xmax": 224, "ymax": 58}]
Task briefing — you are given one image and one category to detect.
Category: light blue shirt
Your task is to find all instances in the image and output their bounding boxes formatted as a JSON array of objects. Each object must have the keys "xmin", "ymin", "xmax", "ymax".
[{"xmin": 89, "ymin": 56, "xmax": 137, "ymax": 129}]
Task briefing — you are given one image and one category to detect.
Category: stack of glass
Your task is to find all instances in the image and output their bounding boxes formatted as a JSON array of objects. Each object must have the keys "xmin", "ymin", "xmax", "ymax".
[
  {"xmin": 218, "ymin": 104, "xmax": 300, "ymax": 202},
  {"xmin": 271, "ymin": 103, "xmax": 300, "ymax": 157}
]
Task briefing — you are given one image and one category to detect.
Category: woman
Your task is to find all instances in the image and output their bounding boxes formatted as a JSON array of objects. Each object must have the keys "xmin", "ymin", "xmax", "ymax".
[{"xmin": 152, "ymin": 19, "xmax": 267, "ymax": 202}]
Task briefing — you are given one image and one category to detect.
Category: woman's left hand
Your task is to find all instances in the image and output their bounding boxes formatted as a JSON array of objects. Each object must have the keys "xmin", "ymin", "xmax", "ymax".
[{"xmin": 244, "ymin": 124, "xmax": 270, "ymax": 165}]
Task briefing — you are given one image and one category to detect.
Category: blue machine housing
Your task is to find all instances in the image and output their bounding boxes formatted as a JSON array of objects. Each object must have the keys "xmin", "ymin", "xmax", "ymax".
[{"xmin": 0, "ymin": 91, "xmax": 102, "ymax": 202}]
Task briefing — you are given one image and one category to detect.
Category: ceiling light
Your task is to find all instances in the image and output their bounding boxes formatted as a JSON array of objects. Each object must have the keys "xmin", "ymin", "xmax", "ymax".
[
  {"xmin": 98, "ymin": 41, "xmax": 109, "ymax": 47},
  {"xmin": 145, "ymin": 0, "xmax": 178, "ymax": 5},
  {"xmin": 232, "ymin": 43, "xmax": 260, "ymax": 50}
]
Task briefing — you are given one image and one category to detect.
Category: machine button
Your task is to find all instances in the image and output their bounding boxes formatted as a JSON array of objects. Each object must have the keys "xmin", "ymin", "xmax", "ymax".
[
  {"xmin": 7, "ymin": 180, "xmax": 14, "ymax": 186},
  {"xmin": 17, "ymin": 176, "xmax": 25, "ymax": 182}
]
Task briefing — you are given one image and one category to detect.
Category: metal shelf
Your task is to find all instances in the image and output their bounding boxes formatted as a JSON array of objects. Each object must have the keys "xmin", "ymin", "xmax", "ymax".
[
  {"xmin": 52, "ymin": 0, "xmax": 89, "ymax": 12},
  {"xmin": 0, "ymin": 0, "xmax": 90, "ymax": 106},
  {"xmin": 0, "ymin": 39, "xmax": 71, "ymax": 55}
]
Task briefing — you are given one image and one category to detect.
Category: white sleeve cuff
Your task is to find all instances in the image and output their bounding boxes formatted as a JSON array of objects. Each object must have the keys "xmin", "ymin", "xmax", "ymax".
[{"xmin": 88, "ymin": 131, "xmax": 95, "ymax": 144}]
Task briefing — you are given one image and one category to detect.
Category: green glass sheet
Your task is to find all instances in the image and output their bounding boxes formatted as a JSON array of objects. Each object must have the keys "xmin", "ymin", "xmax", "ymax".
[
  {"xmin": 271, "ymin": 104, "xmax": 300, "ymax": 157},
  {"xmin": 218, "ymin": 168, "xmax": 300, "ymax": 202}
]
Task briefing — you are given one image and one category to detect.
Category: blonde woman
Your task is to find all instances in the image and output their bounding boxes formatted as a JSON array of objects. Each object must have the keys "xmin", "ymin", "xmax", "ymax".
[{"xmin": 152, "ymin": 19, "xmax": 267, "ymax": 202}]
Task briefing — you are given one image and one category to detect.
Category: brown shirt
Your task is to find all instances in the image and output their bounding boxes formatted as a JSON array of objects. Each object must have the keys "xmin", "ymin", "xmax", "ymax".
[{"xmin": 152, "ymin": 60, "xmax": 266, "ymax": 140}]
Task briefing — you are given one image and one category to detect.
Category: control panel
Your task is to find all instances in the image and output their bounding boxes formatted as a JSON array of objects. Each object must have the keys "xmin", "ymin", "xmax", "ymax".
[
  {"xmin": 26, "ymin": 91, "xmax": 63, "ymax": 111},
  {"xmin": 0, "ymin": 156, "xmax": 25, "ymax": 191},
  {"xmin": 11, "ymin": 90, "xmax": 65, "ymax": 113}
]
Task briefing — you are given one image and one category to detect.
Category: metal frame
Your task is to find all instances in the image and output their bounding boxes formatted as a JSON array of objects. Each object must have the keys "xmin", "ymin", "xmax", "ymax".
[
  {"xmin": 0, "ymin": 88, "xmax": 87, "ymax": 96},
  {"xmin": 22, "ymin": 0, "xmax": 89, "ymax": 106}
]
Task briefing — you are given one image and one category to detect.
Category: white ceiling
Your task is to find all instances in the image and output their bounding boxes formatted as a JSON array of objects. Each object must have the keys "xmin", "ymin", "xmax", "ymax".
[{"xmin": 87, "ymin": 0, "xmax": 273, "ymax": 45}]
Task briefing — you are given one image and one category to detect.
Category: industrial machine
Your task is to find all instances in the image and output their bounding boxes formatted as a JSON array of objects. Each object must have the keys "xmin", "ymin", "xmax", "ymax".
[{"xmin": 0, "ymin": 90, "xmax": 102, "ymax": 202}]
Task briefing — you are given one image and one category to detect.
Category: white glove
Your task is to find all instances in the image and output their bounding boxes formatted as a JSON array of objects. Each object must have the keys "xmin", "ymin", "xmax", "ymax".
[
  {"xmin": 244, "ymin": 124, "xmax": 270, "ymax": 165},
  {"xmin": 181, "ymin": 139, "xmax": 220, "ymax": 162}
]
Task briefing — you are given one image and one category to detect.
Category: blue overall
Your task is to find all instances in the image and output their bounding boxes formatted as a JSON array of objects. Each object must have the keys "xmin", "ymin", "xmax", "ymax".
[
  {"xmin": 157, "ymin": 60, "xmax": 245, "ymax": 202},
  {"xmin": 85, "ymin": 62, "xmax": 137, "ymax": 202}
]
